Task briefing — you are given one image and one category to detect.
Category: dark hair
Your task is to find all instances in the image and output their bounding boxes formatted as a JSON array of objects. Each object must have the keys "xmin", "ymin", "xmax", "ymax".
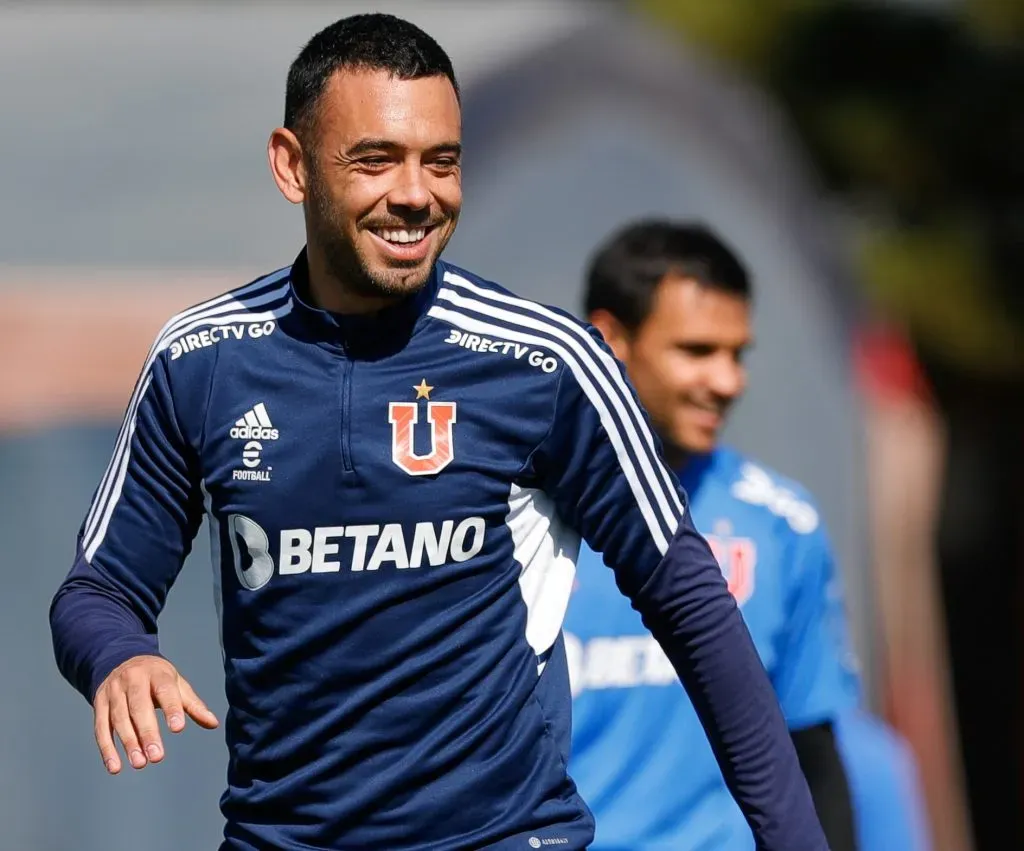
[
  {"xmin": 584, "ymin": 220, "xmax": 751, "ymax": 332},
  {"xmin": 284, "ymin": 13, "xmax": 460, "ymax": 140}
]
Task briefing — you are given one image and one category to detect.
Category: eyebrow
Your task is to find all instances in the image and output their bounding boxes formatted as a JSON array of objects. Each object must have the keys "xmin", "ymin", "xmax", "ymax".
[
  {"xmin": 344, "ymin": 138, "xmax": 463, "ymax": 158},
  {"xmin": 430, "ymin": 142, "xmax": 463, "ymax": 158}
]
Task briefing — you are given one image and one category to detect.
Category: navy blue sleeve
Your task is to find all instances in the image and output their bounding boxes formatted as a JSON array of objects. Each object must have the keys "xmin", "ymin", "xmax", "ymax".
[
  {"xmin": 49, "ymin": 349, "xmax": 204, "ymax": 703},
  {"xmin": 534, "ymin": 322, "xmax": 829, "ymax": 851}
]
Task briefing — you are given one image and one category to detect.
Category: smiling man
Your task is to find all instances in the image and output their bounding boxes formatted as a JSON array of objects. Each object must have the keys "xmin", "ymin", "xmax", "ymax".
[
  {"xmin": 565, "ymin": 219, "xmax": 930, "ymax": 851},
  {"xmin": 49, "ymin": 15, "xmax": 829, "ymax": 851}
]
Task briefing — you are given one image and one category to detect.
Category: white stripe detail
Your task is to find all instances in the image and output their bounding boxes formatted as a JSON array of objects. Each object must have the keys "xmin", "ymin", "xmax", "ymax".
[
  {"xmin": 244, "ymin": 411, "xmax": 260, "ymax": 427},
  {"xmin": 430, "ymin": 302, "xmax": 670, "ymax": 553},
  {"xmin": 82, "ymin": 268, "xmax": 290, "ymax": 539},
  {"xmin": 201, "ymin": 480, "xmax": 226, "ymax": 662},
  {"xmin": 253, "ymin": 403, "xmax": 273, "ymax": 428},
  {"xmin": 435, "ymin": 284, "xmax": 682, "ymax": 544},
  {"xmin": 506, "ymin": 483, "xmax": 580, "ymax": 673},
  {"xmin": 82, "ymin": 274, "xmax": 292, "ymax": 561},
  {"xmin": 443, "ymin": 271, "xmax": 685, "ymax": 520},
  {"xmin": 85, "ymin": 374, "xmax": 151, "ymax": 561}
]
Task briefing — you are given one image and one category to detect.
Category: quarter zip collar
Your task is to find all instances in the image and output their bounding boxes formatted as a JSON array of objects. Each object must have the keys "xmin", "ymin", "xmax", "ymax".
[
  {"xmin": 285, "ymin": 247, "xmax": 440, "ymax": 356},
  {"xmin": 677, "ymin": 450, "xmax": 715, "ymax": 500}
]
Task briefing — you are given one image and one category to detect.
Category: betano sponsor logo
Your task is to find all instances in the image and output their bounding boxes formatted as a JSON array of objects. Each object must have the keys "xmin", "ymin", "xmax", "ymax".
[
  {"xmin": 564, "ymin": 632, "xmax": 677, "ymax": 697},
  {"xmin": 226, "ymin": 515, "xmax": 487, "ymax": 590}
]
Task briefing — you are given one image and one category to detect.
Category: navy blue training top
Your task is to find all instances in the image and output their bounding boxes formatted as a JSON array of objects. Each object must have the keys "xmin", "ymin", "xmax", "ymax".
[{"xmin": 51, "ymin": 251, "xmax": 826, "ymax": 851}]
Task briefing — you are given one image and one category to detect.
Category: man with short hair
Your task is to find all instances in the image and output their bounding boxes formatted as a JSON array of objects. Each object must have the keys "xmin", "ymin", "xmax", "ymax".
[
  {"xmin": 50, "ymin": 16, "xmax": 827, "ymax": 851},
  {"xmin": 565, "ymin": 219, "xmax": 931, "ymax": 851}
]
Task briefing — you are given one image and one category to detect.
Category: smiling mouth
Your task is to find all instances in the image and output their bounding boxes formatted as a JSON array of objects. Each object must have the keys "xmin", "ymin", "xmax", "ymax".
[
  {"xmin": 687, "ymin": 402, "xmax": 728, "ymax": 422},
  {"xmin": 369, "ymin": 225, "xmax": 434, "ymax": 246}
]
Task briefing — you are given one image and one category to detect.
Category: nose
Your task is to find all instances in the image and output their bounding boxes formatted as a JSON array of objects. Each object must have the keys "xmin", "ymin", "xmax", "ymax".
[
  {"xmin": 388, "ymin": 161, "xmax": 432, "ymax": 212},
  {"xmin": 707, "ymin": 356, "xmax": 745, "ymax": 400}
]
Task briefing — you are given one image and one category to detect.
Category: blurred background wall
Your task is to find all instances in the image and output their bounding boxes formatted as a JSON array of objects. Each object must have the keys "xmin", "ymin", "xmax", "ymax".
[{"xmin": 2, "ymin": 2, "xmax": 1019, "ymax": 850}]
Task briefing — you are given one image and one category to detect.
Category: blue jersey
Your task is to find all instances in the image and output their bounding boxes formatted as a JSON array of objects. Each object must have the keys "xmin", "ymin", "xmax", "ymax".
[
  {"xmin": 50, "ymin": 253, "xmax": 828, "ymax": 851},
  {"xmin": 566, "ymin": 446, "xmax": 859, "ymax": 850},
  {"xmin": 836, "ymin": 712, "xmax": 933, "ymax": 851}
]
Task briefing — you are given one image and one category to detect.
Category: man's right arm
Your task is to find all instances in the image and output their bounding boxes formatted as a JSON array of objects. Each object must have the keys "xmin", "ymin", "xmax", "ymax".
[{"xmin": 50, "ymin": 346, "xmax": 216, "ymax": 771}]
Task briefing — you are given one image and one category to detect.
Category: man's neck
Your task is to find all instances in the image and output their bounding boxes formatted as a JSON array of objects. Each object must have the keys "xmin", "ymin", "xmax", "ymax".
[
  {"xmin": 662, "ymin": 443, "xmax": 690, "ymax": 474},
  {"xmin": 305, "ymin": 241, "xmax": 396, "ymax": 316}
]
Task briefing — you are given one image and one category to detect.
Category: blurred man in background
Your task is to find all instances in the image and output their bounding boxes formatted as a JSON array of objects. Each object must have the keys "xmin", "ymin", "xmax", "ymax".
[{"xmin": 565, "ymin": 220, "xmax": 932, "ymax": 851}]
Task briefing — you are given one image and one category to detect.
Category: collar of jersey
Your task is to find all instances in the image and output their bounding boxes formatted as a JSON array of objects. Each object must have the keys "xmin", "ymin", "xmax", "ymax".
[
  {"xmin": 677, "ymin": 450, "xmax": 717, "ymax": 500},
  {"xmin": 285, "ymin": 247, "xmax": 440, "ymax": 355}
]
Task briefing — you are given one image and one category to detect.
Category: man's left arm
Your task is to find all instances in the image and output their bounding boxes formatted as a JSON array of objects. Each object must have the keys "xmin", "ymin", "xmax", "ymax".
[
  {"xmin": 791, "ymin": 723, "xmax": 857, "ymax": 851},
  {"xmin": 775, "ymin": 518, "xmax": 863, "ymax": 851},
  {"xmin": 527, "ymin": 320, "xmax": 828, "ymax": 851}
]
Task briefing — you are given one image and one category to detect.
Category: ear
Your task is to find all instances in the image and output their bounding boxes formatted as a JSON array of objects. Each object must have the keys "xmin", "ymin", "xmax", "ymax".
[
  {"xmin": 588, "ymin": 309, "xmax": 632, "ymax": 364},
  {"xmin": 268, "ymin": 127, "xmax": 307, "ymax": 205}
]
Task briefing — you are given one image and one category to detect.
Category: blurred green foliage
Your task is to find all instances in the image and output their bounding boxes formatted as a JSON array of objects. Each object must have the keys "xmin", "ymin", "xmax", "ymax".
[
  {"xmin": 633, "ymin": 0, "xmax": 1024, "ymax": 376},
  {"xmin": 632, "ymin": 0, "xmax": 815, "ymax": 69},
  {"xmin": 964, "ymin": 0, "xmax": 1024, "ymax": 46}
]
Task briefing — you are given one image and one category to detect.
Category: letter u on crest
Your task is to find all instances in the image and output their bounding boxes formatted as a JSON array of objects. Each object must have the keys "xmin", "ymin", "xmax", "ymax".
[{"xmin": 389, "ymin": 401, "xmax": 457, "ymax": 475}]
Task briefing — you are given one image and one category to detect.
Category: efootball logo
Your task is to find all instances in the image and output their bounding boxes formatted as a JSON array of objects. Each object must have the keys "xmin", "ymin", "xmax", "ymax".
[
  {"xmin": 230, "ymin": 402, "xmax": 279, "ymax": 441},
  {"xmin": 230, "ymin": 403, "xmax": 277, "ymax": 479}
]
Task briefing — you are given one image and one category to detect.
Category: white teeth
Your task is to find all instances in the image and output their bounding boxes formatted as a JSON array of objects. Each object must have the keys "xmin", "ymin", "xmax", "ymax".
[{"xmin": 378, "ymin": 228, "xmax": 426, "ymax": 244}]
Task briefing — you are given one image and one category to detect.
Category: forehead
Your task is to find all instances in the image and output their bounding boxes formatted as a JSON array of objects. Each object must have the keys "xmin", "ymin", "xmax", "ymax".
[
  {"xmin": 643, "ymin": 275, "xmax": 751, "ymax": 340},
  {"xmin": 315, "ymin": 68, "xmax": 461, "ymax": 146}
]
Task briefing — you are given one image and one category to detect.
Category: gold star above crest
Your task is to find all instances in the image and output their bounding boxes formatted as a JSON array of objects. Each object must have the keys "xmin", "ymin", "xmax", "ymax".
[{"xmin": 414, "ymin": 379, "xmax": 434, "ymax": 400}]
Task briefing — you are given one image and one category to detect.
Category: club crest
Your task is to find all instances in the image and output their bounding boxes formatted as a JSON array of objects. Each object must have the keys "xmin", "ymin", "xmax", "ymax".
[{"xmin": 389, "ymin": 379, "xmax": 457, "ymax": 476}]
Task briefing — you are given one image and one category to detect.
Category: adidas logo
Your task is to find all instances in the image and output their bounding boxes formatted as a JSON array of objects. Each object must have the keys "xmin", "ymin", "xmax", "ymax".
[{"xmin": 230, "ymin": 402, "xmax": 279, "ymax": 440}]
